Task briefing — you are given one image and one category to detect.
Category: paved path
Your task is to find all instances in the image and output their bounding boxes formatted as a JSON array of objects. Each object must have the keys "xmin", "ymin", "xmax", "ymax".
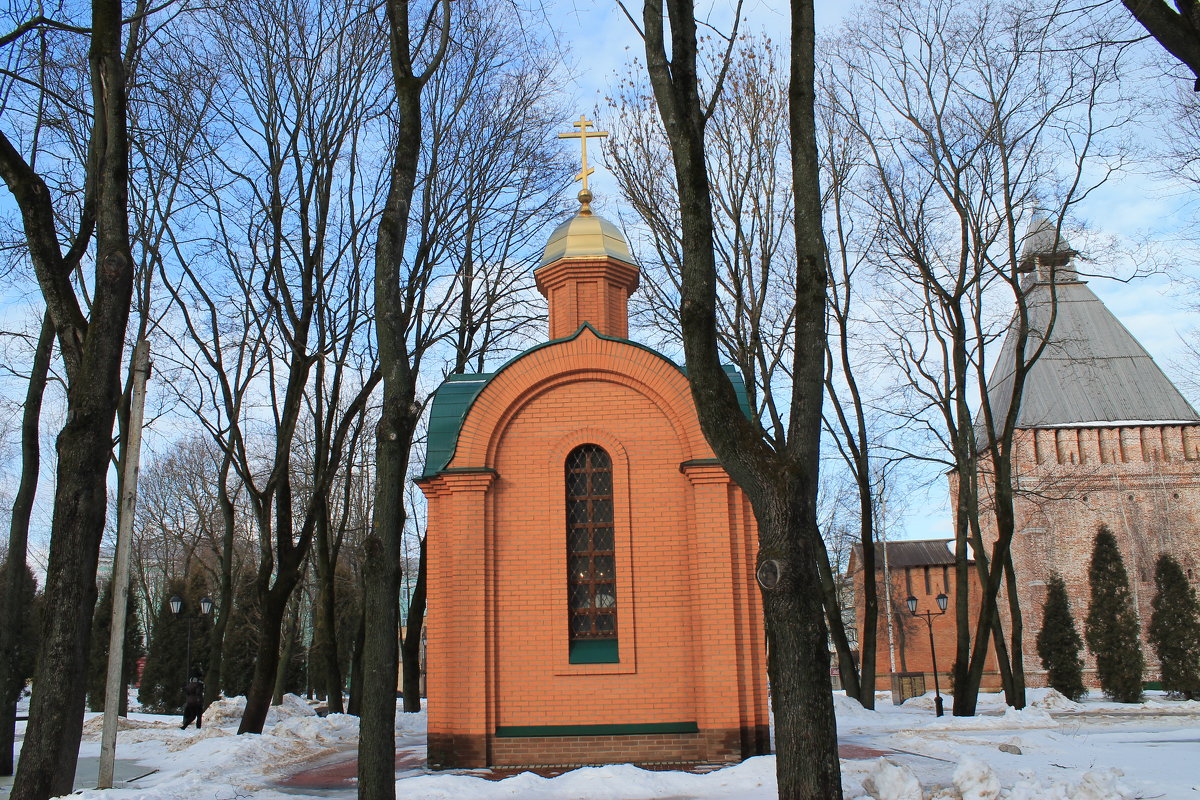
[
  {"xmin": 0, "ymin": 756, "xmax": 157, "ymax": 796},
  {"xmin": 271, "ymin": 736, "xmax": 897, "ymax": 796}
]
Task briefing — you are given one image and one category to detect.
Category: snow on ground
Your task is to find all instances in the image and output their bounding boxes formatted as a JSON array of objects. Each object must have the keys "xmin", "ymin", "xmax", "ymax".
[{"xmin": 10, "ymin": 688, "xmax": 1200, "ymax": 799}]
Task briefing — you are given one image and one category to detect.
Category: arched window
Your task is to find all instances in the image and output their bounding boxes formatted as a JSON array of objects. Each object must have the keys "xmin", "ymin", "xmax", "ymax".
[{"xmin": 565, "ymin": 444, "xmax": 618, "ymax": 663}]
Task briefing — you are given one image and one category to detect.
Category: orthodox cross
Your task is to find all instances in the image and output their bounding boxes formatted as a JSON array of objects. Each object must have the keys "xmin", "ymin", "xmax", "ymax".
[{"xmin": 559, "ymin": 114, "xmax": 609, "ymax": 199}]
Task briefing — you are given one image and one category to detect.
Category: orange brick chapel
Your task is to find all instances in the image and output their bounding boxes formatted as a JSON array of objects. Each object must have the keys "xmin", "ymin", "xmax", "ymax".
[{"xmin": 416, "ymin": 117, "xmax": 769, "ymax": 769}]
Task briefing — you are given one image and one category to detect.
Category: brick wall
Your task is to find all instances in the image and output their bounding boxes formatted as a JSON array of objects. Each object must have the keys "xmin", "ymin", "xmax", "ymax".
[
  {"xmin": 851, "ymin": 556, "xmax": 1001, "ymax": 692},
  {"xmin": 420, "ymin": 325, "xmax": 768, "ymax": 769},
  {"xmin": 981, "ymin": 424, "xmax": 1200, "ymax": 688}
]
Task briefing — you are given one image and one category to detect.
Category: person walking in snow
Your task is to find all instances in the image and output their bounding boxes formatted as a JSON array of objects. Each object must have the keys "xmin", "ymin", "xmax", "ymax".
[{"xmin": 181, "ymin": 673, "xmax": 205, "ymax": 729}]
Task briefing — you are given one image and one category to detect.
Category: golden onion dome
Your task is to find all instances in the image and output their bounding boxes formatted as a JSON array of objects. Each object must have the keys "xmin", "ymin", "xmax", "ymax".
[{"xmin": 539, "ymin": 195, "xmax": 636, "ymax": 268}]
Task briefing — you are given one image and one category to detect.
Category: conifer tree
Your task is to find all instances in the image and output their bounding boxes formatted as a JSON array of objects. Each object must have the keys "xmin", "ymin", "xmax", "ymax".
[
  {"xmin": 138, "ymin": 579, "xmax": 189, "ymax": 713},
  {"xmin": 1036, "ymin": 573, "xmax": 1086, "ymax": 701},
  {"xmin": 1085, "ymin": 526, "xmax": 1144, "ymax": 702},
  {"xmin": 0, "ymin": 560, "xmax": 39, "ymax": 711},
  {"xmin": 1148, "ymin": 554, "xmax": 1200, "ymax": 699},
  {"xmin": 86, "ymin": 581, "xmax": 144, "ymax": 713},
  {"xmin": 221, "ymin": 573, "xmax": 260, "ymax": 698},
  {"xmin": 182, "ymin": 570, "xmax": 214, "ymax": 681}
]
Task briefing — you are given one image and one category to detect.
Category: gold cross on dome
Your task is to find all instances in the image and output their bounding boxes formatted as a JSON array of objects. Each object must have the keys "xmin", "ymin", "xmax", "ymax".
[{"xmin": 558, "ymin": 114, "xmax": 609, "ymax": 195}]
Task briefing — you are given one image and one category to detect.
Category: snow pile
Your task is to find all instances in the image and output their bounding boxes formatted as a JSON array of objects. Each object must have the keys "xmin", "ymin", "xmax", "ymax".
[
  {"xmin": 199, "ymin": 692, "xmax": 318, "ymax": 728},
  {"xmin": 833, "ymin": 693, "xmax": 881, "ymax": 722},
  {"xmin": 1008, "ymin": 768, "xmax": 1133, "ymax": 800},
  {"xmin": 952, "ymin": 755, "xmax": 1000, "ymax": 800},
  {"xmin": 271, "ymin": 692, "xmax": 319, "ymax": 721},
  {"xmin": 268, "ymin": 711, "xmax": 359, "ymax": 745},
  {"xmin": 898, "ymin": 692, "xmax": 943, "ymax": 712},
  {"xmin": 199, "ymin": 695, "xmax": 247, "ymax": 727},
  {"xmin": 1142, "ymin": 696, "xmax": 1200, "ymax": 712},
  {"xmin": 164, "ymin": 724, "xmax": 235, "ymax": 751},
  {"xmin": 916, "ymin": 706, "xmax": 1055, "ymax": 731},
  {"xmin": 859, "ymin": 758, "xmax": 922, "ymax": 800},
  {"xmin": 393, "ymin": 758, "xmax": 779, "ymax": 800},
  {"xmin": 1028, "ymin": 688, "xmax": 1083, "ymax": 711},
  {"xmin": 396, "ymin": 706, "xmax": 428, "ymax": 736},
  {"xmin": 80, "ymin": 714, "xmax": 163, "ymax": 738}
]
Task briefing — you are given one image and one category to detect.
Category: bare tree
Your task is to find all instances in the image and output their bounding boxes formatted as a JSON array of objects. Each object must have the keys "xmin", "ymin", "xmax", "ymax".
[
  {"xmin": 361, "ymin": 0, "xmax": 450, "ymax": 792},
  {"xmin": 0, "ymin": 1, "xmax": 146, "ymax": 795},
  {"xmin": 637, "ymin": 0, "xmax": 843, "ymax": 797},
  {"xmin": 0, "ymin": 313, "xmax": 52, "ymax": 776},
  {"xmin": 1121, "ymin": 0, "xmax": 1200, "ymax": 86},
  {"xmin": 828, "ymin": 0, "xmax": 1133, "ymax": 713},
  {"xmin": 819, "ymin": 100, "xmax": 885, "ymax": 708},
  {"xmin": 395, "ymin": 0, "xmax": 570, "ymax": 712},
  {"xmin": 607, "ymin": 35, "xmax": 796, "ymax": 436},
  {"xmin": 175, "ymin": 0, "xmax": 385, "ymax": 735}
]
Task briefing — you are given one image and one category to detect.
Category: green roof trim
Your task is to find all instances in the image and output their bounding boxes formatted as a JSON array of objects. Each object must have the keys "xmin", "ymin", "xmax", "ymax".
[{"xmin": 419, "ymin": 323, "xmax": 753, "ymax": 479}]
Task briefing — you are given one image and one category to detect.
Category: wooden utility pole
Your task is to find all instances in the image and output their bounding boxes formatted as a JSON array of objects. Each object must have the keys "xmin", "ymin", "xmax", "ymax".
[{"xmin": 97, "ymin": 340, "xmax": 151, "ymax": 789}]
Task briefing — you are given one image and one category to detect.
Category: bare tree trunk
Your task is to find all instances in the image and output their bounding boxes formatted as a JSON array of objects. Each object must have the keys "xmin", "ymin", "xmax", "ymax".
[
  {"xmin": 239, "ymin": 567, "xmax": 303, "ymax": 732},
  {"xmin": 360, "ymin": 0, "xmax": 449, "ymax": 795},
  {"xmin": 347, "ymin": 606, "xmax": 366, "ymax": 717},
  {"xmin": 0, "ymin": 313, "xmax": 53, "ymax": 776},
  {"xmin": 1004, "ymin": 552, "xmax": 1026, "ymax": 706},
  {"xmin": 814, "ymin": 537, "xmax": 860, "ymax": 701},
  {"xmin": 2, "ymin": 3, "xmax": 135, "ymax": 796},
  {"xmin": 640, "ymin": 0, "xmax": 842, "ymax": 795},
  {"xmin": 400, "ymin": 538, "xmax": 426, "ymax": 711},
  {"xmin": 314, "ymin": 502, "xmax": 345, "ymax": 713},
  {"xmin": 204, "ymin": 454, "xmax": 237, "ymax": 706}
]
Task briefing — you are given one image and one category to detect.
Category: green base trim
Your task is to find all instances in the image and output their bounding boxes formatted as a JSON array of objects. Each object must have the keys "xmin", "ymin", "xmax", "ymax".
[
  {"xmin": 495, "ymin": 721, "xmax": 699, "ymax": 738},
  {"xmin": 1143, "ymin": 681, "xmax": 1162, "ymax": 690},
  {"xmin": 569, "ymin": 639, "xmax": 618, "ymax": 663}
]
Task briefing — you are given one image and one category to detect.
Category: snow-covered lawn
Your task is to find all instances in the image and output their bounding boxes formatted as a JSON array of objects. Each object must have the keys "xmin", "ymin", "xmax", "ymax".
[{"xmin": 8, "ymin": 688, "xmax": 1198, "ymax": 799}]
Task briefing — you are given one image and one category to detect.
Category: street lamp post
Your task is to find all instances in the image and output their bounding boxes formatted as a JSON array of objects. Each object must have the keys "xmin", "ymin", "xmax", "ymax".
[
  {"xmin": 170, "ymin": 594, "xmax": 214, "ymax": 683},
  {"xmin": 906, "ymin": 592, "xmax": 949, "ymax": 717}
]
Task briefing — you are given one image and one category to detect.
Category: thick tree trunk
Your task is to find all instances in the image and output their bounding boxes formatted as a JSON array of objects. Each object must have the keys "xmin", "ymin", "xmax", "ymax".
[
  {"xmin": 7, "ymin": 3, "xmax": 133, "ymax": 796},
  {"xmin": 759, "ymin": 495, "xmax": 842, "ymax": 799},
  {"xmin": 640, "ymin": 0, "xmax": 840, "ymax": 794},
  {"xmin": 401, "ymin": 538, "xmax": 427, "ymax": 712},
  {"xmin": 0, "ymin": 313, "xmax": 52, "ymax": 776},
  {"xmin": 360, "ymin": 0, "xmax": 449, "ymax": 793},
  {"xmin": 952, "ymin": 499, "xmax": 973, "ymax": 716},
  {"xmin": 854, "ymin": 481, "xmax": 877, "ymax": 708},
  {"xmin": 238, "ymin": 576, "xmax": 299, "ymax": 733},
  {"xmin": 359, "ymin": 399, "xmax": 417, "ymax": 798}
]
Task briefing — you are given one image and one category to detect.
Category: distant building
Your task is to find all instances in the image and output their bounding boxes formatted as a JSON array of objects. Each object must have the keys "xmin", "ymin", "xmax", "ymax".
[
  {"xmin": 96, "ymin": 545, "xmax": 115, "ymax": 588},
  {"xmin": 979, "ymin": 217, "xmax": 1200, "ymax": 689},
  {"xmin": 848, "ymin": 539, "xmax": 1000, "ymax": 693}
]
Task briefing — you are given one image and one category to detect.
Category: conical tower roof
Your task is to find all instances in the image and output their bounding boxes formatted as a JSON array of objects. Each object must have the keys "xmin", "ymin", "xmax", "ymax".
[{"xmin": 986, "ymin": 225, "xmax": 1198, "ymax": 429}]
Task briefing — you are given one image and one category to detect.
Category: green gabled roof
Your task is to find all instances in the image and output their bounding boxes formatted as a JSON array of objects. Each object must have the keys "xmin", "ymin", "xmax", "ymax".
[
  {"xmin": 420, "ymin": 324, "xmax": 754, "ymax": 479},
  {"xmin": 681, "ymin": 364, "xmax": 752, "ymax": 421},
  {"xmin": 422, "ymin": 373, "xmax": 493, "ymax": 479}
]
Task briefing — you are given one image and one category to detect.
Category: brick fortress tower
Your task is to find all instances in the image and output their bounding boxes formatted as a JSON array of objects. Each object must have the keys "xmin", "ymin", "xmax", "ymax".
[
  {"xmin": 981, "ymin": 215, "xmax": 1200, "ymax": 688},
  {"xmin": 416, "ymin": 116, "xmax": 769, "ymax": 769}
]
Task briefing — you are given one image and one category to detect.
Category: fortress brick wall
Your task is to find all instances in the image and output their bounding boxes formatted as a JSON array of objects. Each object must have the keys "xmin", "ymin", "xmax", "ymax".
[{"xmin": 977, "ymin": 424, "xmax": 1200, "ymax": 689}]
